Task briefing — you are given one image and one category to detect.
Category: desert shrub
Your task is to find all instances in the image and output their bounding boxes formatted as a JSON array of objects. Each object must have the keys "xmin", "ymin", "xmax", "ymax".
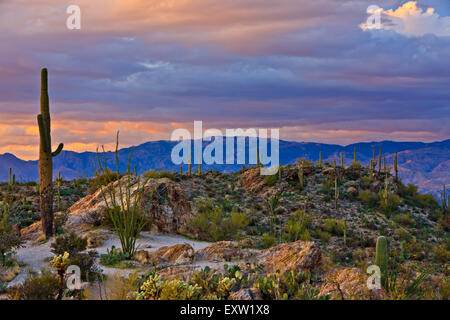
[
  {"xmin": 432, "ymin": 244, "xmax": 450, "ymax": 263},
  {"xmin": 264, "ymin": 174, "xmax": 277, "ymax": 186},
  {"xmin": 393, "ymin": 213, "xmax": 415, "ymax": 227},
  {"xmin": 321, "ymin": 218, "xmax": 345, "ymax": 236},
  {"xmin": 88, "ymin": 169, "xmax": 120, "ymax": 194},
  {"xmin": 393, "ymin": 228, "xmax": 412, "ymax": 241},
  {"xmin": 189, "ymin": 205, "xmax": 249, "ymax": 242},
  {"xmin": 361, "ymin": 175, "xmax": 373, "ymax": 189},
  {"xmin": 255, "ymin": 270, "xmax": 327, "ymax": 300},
  {"xmin": 0, "ymin": 205, "xmax": 23, "ymax": 266},
  {"xmin": 283, "ymin": 210, "xmax": 312, "ymax": 242},
  {"xmin": 358, "ymin": 189, "xmax": 378, "ymax": 207},
  {"xmin": 104, "ymin": 271, "xmax": 140, "ymax": 300},
  {"xmin": 100, "ymin": 246, "xmax": 128, "ymax": 266},
  {"xmin": 53, "ymin": 211, "xmax": 69, "ymax": 235},
  {"xmin": 379, "ymin": 192, "xmax": 401, "ymax": 214},
  {"xmin": 261, "ymin": 232, "xmax": 276, "ymax": 248},
  {"xmin": 315, "ymin": 229, "xmax": 332, "ymax": 243},
  {"xmin": 143, "ymin": 170, "xmax": 178, "ymax": 181},
  {"xmin": 8, "ymin": 269, "xmax": 59, "ymax": 300},
  {"xmin": 51, "ymin": 231, "xmax": 87, "ymax": 256}
]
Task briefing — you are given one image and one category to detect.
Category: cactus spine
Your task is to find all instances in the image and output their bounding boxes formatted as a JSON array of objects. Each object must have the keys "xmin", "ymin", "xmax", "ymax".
[
  {"xmin": 394, "ymin": 151, "xmax": 398, "ymax": 180},
  {"xmin": 375, "ymin": 236, "xmax": 388, "ymax": 287},
  {"xmin": 37, "ymin": 68, "xmax": 64, "ymax": 238}
]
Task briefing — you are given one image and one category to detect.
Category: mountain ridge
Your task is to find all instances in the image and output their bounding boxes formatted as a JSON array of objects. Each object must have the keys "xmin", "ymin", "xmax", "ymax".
[{"xmin": 1, "ymin": 138, "xmax": 449, "ymax": 199}]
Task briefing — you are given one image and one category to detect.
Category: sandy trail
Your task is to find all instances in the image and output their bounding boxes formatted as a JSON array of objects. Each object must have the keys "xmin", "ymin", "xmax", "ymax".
[{"xmin": 8, "ymin": 231, "xmax": 214, "ymax": 289}]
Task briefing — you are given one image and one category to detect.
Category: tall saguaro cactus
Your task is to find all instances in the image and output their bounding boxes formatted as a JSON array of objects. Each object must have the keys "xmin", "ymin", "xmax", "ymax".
[{"xmin": 37, "ymin": 68, "xmax": 64, "ymax": 239}]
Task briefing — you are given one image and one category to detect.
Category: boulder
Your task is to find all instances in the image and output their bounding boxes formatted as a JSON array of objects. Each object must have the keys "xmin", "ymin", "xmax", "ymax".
[
  {"xmin": 346, "ymin": 187, "xmax": 358, "ymax": 196},
  {"xmin": 134, "ymin": 243, "xmax": 194, "ymax": 265},
  {"xmin": 82, "ymin": 229, "xmax": 111, "ymax": 248},
  {"xmin": 195, "ymin": 241, "xmax": 255, "ymax": 262},
  {"xmin": 65, "ymin": 176, "xmax": 192, "ymax": 234},
  {"xmin": 239, "ymin": 168, "xmax": 266, "ymax": 194},
  {"xmin": 257, "ymin": 240, "xmax": 321, "ymax": 275},
  {"xmin": 319, "ymin": 267, "xmax": 388, "ymax": 300}
]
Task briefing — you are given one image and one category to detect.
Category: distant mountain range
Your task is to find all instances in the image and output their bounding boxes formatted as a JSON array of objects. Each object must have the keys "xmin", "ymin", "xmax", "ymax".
[{"xmin": 1, "ymin": 138, "xmax": 449, "ymax": 199}]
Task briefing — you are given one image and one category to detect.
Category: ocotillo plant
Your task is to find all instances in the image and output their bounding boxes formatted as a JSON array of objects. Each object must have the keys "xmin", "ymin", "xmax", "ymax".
[
  {"xmin": 394, "ymin": 151, "xmax": 398, "ymax": 180},
  {"xmin": 340, "ymin": 152, "xmax": 344, "ymax": 168},
  {"xmin": 378, "ymin": 146, "xmax": 382, "ymax": 173},
  {"xmin": 37, "ymin": 68, "xmax": 64, "ymax": 238},
  {"xmin": 375, "ymin": 236, "xmax": 388, "ymax": 288}
]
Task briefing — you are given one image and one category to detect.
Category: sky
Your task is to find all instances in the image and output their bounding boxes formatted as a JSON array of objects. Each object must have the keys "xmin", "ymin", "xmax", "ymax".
[{"xmin": 0, "ymin": 0, "xmax": 449, "ymax": 160}]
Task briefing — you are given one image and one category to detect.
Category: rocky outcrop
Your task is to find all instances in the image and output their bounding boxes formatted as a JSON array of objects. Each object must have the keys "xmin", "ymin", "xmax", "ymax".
[
  {"xmin": 65, "ymin": 176, "xmax": 192, "ymax": 234},
  {"xmin": 257, "ymin": 240, "xmax": 321, "ymax": 275},
  {"xmin": 239, "ymin": 168, "xmax": 266, "ymax": 194},
  {"xmin": 319, "ymin": 267, "xmax": 388, "ymax": 300},
  {"xmin": 82, "ymin": 229, "xmax": 112, "ymax": 248},
  {"xmin": 195, "ymin": 241, "xmax": 255, "ymax": 262},
  {"xmin": 134, "ymin": 243, "xmax": 194, "ymax": 265}
]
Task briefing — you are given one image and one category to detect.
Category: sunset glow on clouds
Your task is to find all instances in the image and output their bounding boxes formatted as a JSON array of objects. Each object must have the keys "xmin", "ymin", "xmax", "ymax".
[{"xmin": 0, "ymin": 0, "xmax": 449, "ymax": 159}]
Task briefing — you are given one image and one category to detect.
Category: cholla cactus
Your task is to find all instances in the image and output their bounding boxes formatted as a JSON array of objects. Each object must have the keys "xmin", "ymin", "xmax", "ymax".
[
  {"xmin": 137, "ymin": 274, "xmax": 161, "ymax": 300},
  {"xmin": 51, "ymin": 251, "xmax": 70, "ymax": 271}
]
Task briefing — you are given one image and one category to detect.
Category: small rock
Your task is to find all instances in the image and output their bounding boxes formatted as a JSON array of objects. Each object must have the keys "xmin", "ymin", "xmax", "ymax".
[
  {"xmin": 346, "ymin": 187, "xmax": 358, "ymax": 196},
  {"xmin": 229, "ymin": 288, "xmax": 263, "ymax": 300}
]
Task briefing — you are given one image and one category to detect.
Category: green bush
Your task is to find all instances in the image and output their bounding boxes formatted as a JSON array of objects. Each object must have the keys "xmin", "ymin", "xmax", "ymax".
[
  {"xmin": 283, "ymin": 210, "xmax": 312, "ymax": 242},
  {"xmin": 358, "ymin": 189, "xmax": 378, "ymax": 207},
  {"xmin": 50, "ymin": 231, "xmax": 87, "ymax": 256},
  {"xmin": 0, "ymin": 205, "xmax": 23, "ymax": 266},
  {"xmin": 261, "ymin": 232, "xmax": 276, "ymax": 248},
  {"xmin": 264, "ymin": 174, "xmax": 277, "ymax": 186},
  {"xmin": 88, "ymin": 169, "xmax": 120, "ymax": 194},
  {"xmin": 393, "ymin": 213, "xmax": 415, "ymax": 227},
  {"xmin": 8, "ymin": 269, "xmax": 59, "ymax": 300},
  {"xmin": 143, "ymin": 170, "xmax": 178, "ymax": 181},
  {"xmin": 321, "ymin": 218, "xmax": 345, "ymax": 236},
  {"xmin": 315, "ymin": 229, "xmax": 331, "ymax": 243},
  {"xmin": 189, "ymin": 202, "xmax": 250, "ymax": 241},
  {"xmin": 100, "ymin": 246, "xmax": 128, "ymax": 266}
]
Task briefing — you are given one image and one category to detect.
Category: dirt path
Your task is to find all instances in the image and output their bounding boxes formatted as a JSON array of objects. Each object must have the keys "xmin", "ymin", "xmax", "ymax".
[{"xmin": 8, "ymin": 232, "xmax": 213, "ymax": 289}]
